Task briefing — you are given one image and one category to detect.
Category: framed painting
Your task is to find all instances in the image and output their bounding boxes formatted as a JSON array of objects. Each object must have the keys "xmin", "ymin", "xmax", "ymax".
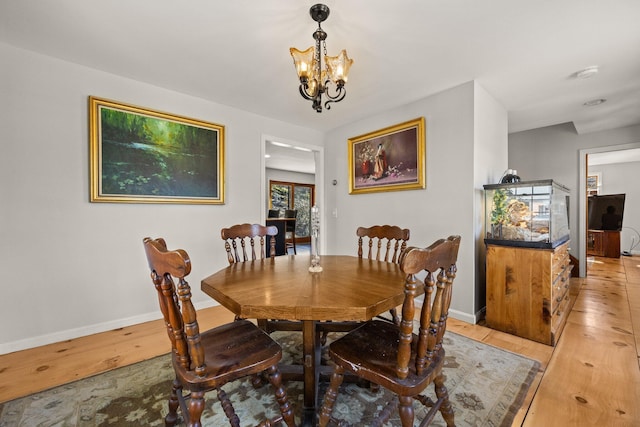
[
  {"xmin": 348, "ymin": 117, "xmax": 425, "ymax": 194},
  {"xmin": 89, "ymin": 97, "xmax": 224, "ymax": 204},
  {"xmin": 587, "ymin": 173, "xmax": 600, "ymax": 196}
]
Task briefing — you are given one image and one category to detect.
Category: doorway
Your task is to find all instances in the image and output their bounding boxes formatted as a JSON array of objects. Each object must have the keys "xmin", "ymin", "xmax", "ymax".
[
  {"xmin": 261, "ymin": 134, "xmax": 325, "ymax": 253},
  {"xmin": 579, "ymin": 143, "xmax": 640, "ymax": 276}
]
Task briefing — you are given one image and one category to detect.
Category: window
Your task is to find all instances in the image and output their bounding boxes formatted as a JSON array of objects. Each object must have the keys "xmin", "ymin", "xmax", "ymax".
[{"xmin": 269, "ymin": 180, "xmax": 315, "ymax": 241}]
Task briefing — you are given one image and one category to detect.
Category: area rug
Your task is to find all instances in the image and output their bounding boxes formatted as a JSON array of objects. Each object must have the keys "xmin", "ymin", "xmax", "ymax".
[{"xmin": 0, "ymin": 330, "xmax": 539, "ymax": 426}]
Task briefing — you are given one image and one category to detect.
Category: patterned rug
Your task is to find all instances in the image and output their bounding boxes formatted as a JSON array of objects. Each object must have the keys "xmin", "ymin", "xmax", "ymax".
[{"xmin": 0, "ymin": 330, "xmax": 539, "ymax": 426}]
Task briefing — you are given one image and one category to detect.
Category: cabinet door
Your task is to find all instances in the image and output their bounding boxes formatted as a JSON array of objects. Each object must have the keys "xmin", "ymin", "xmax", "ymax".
[
  {"xmin": 486, "ymin": 245, "xmax": 552, "ymax": 344},
  {"xmin": 587, "ymin": 231, "xmax": 604, "ymax": 256}
]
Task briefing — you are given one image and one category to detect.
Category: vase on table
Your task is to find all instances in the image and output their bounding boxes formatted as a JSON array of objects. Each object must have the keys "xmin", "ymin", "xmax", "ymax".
[{"xmin": 309, "ymin": 205, "xmax": 322, "ymax": 272}]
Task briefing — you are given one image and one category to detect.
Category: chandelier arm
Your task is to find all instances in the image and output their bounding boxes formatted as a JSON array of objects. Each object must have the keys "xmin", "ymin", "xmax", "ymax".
[
  {"xmin": 299, "ymin": 84, "xmax": 315, "ymax": 101},
  {"xmin": 324, "ymin": 88, "xmax": 346, "ymax": 110},
  {"xmin": 324, "ymin": 83, "xmax": 346, "ymax": 101}
]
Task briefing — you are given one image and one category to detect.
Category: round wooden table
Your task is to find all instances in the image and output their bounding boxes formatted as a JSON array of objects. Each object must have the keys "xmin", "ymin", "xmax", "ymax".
[{"xmin": 201, "ymin": 255, "xmax": 406, "ymax": 426}]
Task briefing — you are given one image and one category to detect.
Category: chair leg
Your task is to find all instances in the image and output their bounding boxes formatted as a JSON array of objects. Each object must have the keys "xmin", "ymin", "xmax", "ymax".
[
  {"xmin": 165, "ymin": 378, "xmax": 181, "ymax": 426},
  {"xmin": 265, "ymin": 364, "xmax": 297, "ymax": 427},
  {"xmin": 292, "ymin": 236, "xmax": 297, "ymax": 254},
  {"xmin": 251, "ymin": 372, "xmax": 267, "ymax": 388},
  {"xmin": 318, "ymin": 365, "xmax": 346, "ymax": 427},
  {"xmin": 285, "ymin": 237, "xmax": 297, "ymax": 255},
  {"xmin": 434, "ymin": 374, "xmax": 456, "ymax": 426},
  {"xmin": 398, "ymin": 395, "xmax": 415, "ymax": 427},
  {"xmin": 187, "ymin": 390, "xmax": 207, "ymax": 427}
]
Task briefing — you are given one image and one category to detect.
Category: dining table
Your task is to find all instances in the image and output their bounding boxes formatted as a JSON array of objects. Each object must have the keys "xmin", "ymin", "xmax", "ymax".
[{"xmin": 200, "ymin": 254, "xmax": 408, "ymax": 426}]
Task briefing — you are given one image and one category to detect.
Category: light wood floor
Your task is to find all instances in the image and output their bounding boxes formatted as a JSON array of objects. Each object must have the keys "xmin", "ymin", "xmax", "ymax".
[{"xmin": 1, "ymin": 255, "xmax": 639, "ymax": 426}]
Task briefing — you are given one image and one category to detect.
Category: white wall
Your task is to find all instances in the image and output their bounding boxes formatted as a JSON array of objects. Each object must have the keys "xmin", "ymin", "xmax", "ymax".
[
  {"xmin": 473, "ymin": 83, "xmax": 509, "ymax": 312},
  {"xmin": 588, "ymin": 161, "xmax": 640, "ymax": 254},
  {"xmin": 0, "ymin": 43, "xmax": 323, "ymax": 354},
  {"xmin": 323, "ymin": 81, "xmax": 508, "ymax": 322},
  {"xmin": 1, "ymin": 43, "xmax": 509, "ymax": 352},
  {"xmin": 509, "ymin": 122, "xmax": 640, "ymax": 274}
]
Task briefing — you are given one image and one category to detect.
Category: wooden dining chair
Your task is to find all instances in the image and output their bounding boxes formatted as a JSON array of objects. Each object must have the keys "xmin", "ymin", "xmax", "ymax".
[
  {"xmin": 284, "ymin": 209, "xmax": 298, "ymax": 255},
  {"xmin": 357, "ymin": 224, "xmax": 410, "ymax": 264},
  {"xmin": 142, "ymin": 237, "xmax": 297, "ymax": 427},
  {"xmin": 221, "ymin": 223, "xmax": 303, "ymax": 332},
  {"xmin": 358, "ymin": 225, "xmax": 410, "ymax": 324},
  {"xmin": 221, "ymin": 223, "xmax": 277, "ymax": 263},
  {"xmin": 319, "ymin": 224, "xmax": 411, "ymax": 344},
  {"xmin": 318, "ymin": 235, "xmax": 461, "ymax": 427}
]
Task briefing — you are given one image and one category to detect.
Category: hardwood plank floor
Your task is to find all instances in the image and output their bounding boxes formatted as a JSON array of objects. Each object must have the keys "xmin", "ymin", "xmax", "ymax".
[{"xmin": 1, "ymin": 255, "xmax": 639, "ymax": 426}]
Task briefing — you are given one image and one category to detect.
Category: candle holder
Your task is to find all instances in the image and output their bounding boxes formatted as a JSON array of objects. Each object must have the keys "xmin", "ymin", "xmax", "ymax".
[{"xmin": 309, "ymin": 205, "xmax": 323, "ymax": 272}]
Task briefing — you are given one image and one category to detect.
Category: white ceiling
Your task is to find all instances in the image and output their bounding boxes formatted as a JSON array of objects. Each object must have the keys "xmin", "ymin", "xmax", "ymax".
[
  {"xmin": 2, "ymin": 1, "xmax": 640, "ymax": 139},
  {"xmin": 266, "ymin": 140, "xmax": 316, "ymax": 174}
]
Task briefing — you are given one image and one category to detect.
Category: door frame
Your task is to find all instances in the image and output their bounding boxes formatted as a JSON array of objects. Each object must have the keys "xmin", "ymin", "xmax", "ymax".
[{"xmin": 261, "ymin": 134, "xmax": 325, "ymax": 254}]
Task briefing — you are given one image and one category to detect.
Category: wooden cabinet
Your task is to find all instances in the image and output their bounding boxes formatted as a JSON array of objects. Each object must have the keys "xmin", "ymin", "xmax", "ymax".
[
  {"xmin": 485, "ymin": 241, "xmax": 572, "ymax": 346},
  {"xmin": 587, "ymin": 230, "xmax": 620, "ymax": 258}
]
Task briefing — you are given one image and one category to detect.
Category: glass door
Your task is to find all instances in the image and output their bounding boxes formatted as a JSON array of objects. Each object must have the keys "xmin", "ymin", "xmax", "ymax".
[
  {"xmin": 293, "ymin": 185, "xmax": 312, "ymax": 240},
  {"xmin": 269, "ymin": 180, "xmax": 315, "ymax": 243},
  {"xmin": 270, "ymin": 183, "xmax": 291, "ymax": 211}
]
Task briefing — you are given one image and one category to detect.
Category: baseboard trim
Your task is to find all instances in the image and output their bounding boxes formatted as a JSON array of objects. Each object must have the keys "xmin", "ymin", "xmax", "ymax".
[
  {"xmin": 448, "ymin": 308, "xmax": 478, "ymax": 324},
  {"xmin": 415, "ymin": 297, "xmax": 478, "ymax": 325},
  {"xmin": 0, "ymin": 300, "xmax": 219, "ymax": 355}
]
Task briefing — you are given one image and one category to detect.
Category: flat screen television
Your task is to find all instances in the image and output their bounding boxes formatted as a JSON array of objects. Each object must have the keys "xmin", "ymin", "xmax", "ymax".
[{"xmin": 588, "ymin": 193, "xmax": 626, "ymax": 231}]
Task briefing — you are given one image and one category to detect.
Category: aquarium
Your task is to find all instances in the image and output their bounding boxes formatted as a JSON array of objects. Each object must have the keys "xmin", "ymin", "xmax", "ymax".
[{"xmin": 483, "ymin": 179, "xmax": 570, "ymax": 248}]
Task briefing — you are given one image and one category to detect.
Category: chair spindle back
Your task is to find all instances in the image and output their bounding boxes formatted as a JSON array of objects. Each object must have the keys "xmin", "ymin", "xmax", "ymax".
[
  {"xmin": 143, "ymin": 237, "xmax": 206, "ymax": 376},
  {"xmin": 221, "ymin": 223, "xmax": 277, "ymax": 264},
  {"xmin": 357, "ymin": 225, "xmax": 410, "ymax": 264},
  {"xmin": 397, "ymin": 235, "xmax": 461, "ymax": 379}
]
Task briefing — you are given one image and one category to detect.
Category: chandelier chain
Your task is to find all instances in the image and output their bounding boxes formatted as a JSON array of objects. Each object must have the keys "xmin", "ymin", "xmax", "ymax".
[{"xmin": 322, "ymin": 40, "xmax": 328, "ymax": 84}]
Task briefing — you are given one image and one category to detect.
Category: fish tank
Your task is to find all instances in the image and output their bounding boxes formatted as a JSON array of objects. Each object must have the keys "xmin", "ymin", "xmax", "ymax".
[{"xmin": 483, "ymin": 179, "xmax": 570, "ymax": 248}]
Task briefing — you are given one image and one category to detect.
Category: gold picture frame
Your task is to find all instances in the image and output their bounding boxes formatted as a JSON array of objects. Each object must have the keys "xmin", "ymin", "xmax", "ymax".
[
  {"xmin": 587, "ymin": 173, "xmax": 600, "ymax": 196},
  {"xmin": 89, "ymin": 96, "xmax": 225, "ymax": 204},
  {"xmin": 348, "ymin": 117, "xmax": 425, "ymax": 194}
]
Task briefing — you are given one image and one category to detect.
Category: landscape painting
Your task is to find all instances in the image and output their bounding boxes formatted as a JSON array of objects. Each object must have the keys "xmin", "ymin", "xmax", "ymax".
[{"xmin": 89, "ymin": 96, "xmax": 225, "ymax": 204}]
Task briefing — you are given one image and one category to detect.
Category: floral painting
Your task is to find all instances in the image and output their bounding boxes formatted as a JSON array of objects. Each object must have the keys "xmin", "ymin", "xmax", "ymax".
[{"xmin": 348, "ymin": 117, "xmax": 426, "ymax": 194}]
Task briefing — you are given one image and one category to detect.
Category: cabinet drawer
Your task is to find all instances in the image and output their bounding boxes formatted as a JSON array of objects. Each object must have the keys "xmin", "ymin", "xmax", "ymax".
[
  {"xmin": 552, "ymin": 243, "xmax": 568, "ymax": 262},
  {"xmin": 552, "ymin": 246, "xmax": 569, "ymax": 273},
  {"xmin": 551, "ymin": 291, "xmax": 571, "ymax": 345},
  {"xmin": 551, "ymin": 265, "xmax": 571, "ymax": 309}
]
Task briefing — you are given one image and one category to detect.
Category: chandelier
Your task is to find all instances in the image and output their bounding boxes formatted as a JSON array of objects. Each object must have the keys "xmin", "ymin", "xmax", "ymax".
[{"xmin": 290, "ymin": 4, "xmax": 353, "ymax": 113}]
